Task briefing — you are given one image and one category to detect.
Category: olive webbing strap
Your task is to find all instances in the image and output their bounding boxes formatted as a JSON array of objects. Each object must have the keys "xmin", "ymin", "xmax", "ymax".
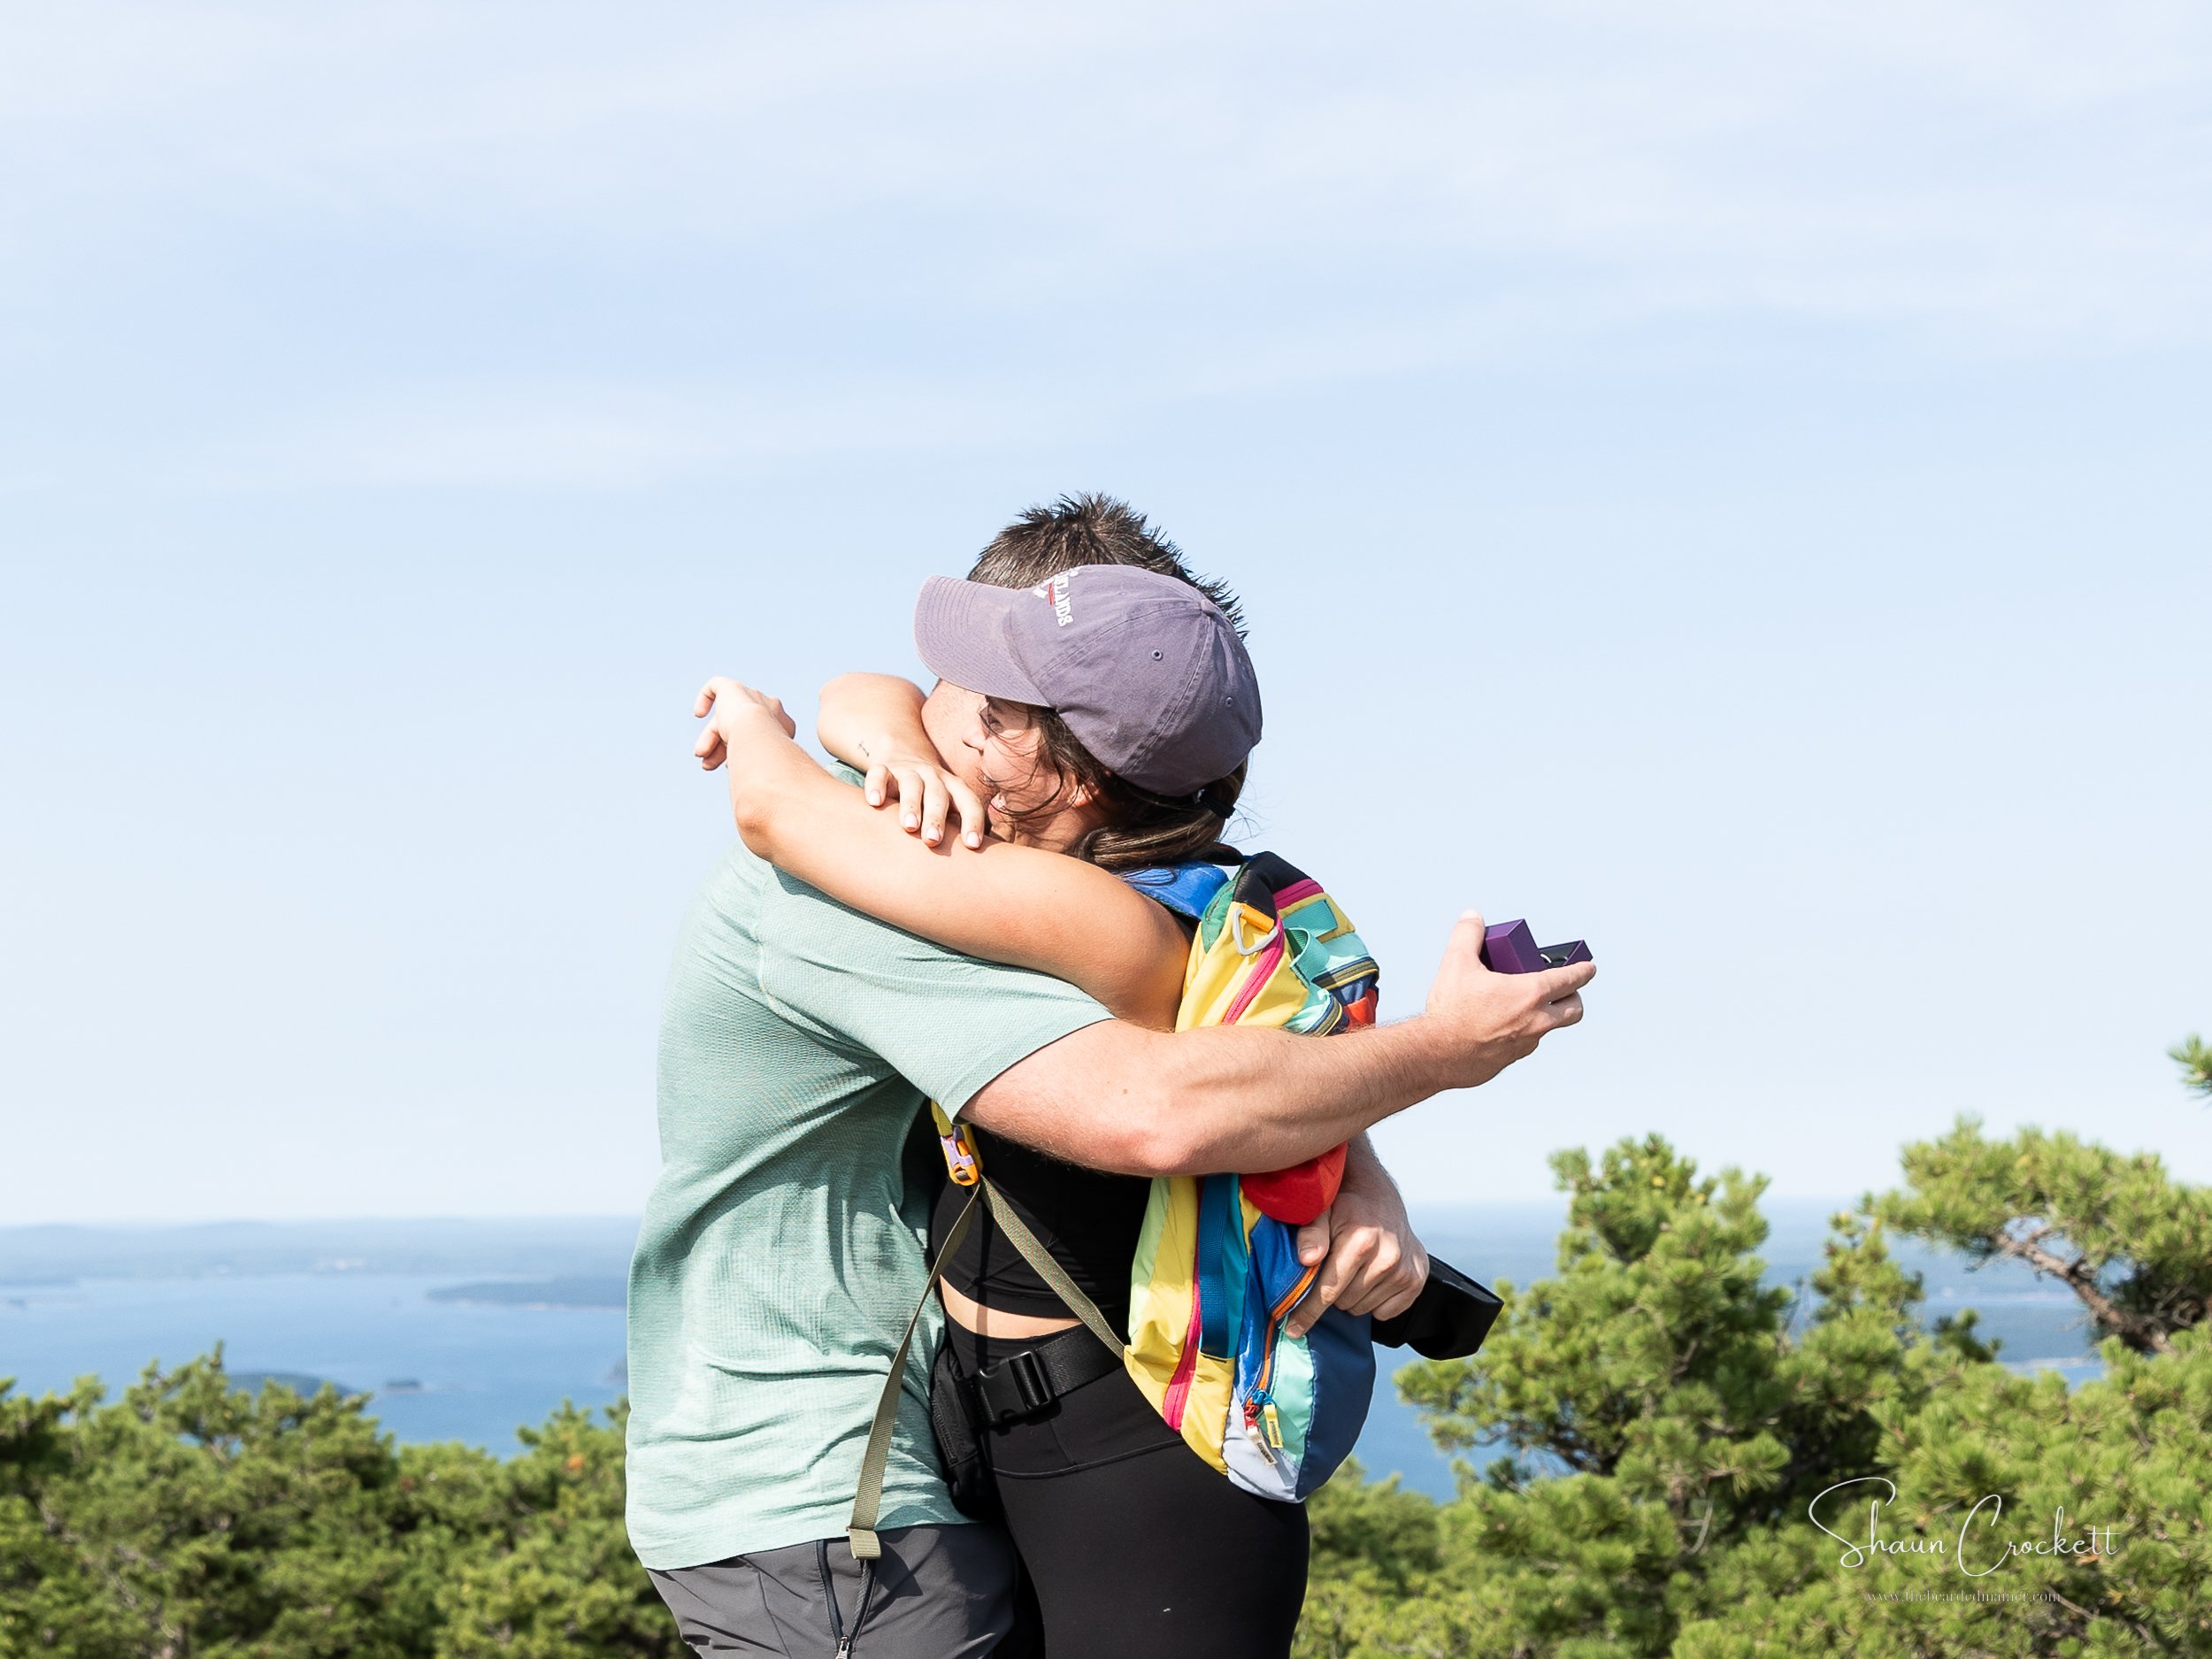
[
  {"xmin": 977, "ymin": 1179, "xmax": 1125, "ymax": 1356},
  {"xmin": 845, "ymin": 1177, "xmax": 1130, "ymax": 1561},
  {"xmin": 847, "ymin": 1187, "xmax": 980, "ymax": 1561}
]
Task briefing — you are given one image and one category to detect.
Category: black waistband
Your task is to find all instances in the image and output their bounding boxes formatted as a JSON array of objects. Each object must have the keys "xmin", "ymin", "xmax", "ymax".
[{"xmin": 945, "ymin": 1320, "xmax": 1123, "ymax": 1428}]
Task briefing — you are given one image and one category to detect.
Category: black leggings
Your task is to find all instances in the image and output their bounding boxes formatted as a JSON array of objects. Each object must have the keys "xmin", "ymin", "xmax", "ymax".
[{"xmin": 944, "ymin": 1322, "xmax": 1310, "ymax": 1659}]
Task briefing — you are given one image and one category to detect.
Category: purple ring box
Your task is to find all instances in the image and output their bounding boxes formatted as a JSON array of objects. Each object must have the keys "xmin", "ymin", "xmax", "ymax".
[{"xmin": 1483, "ymin": 920, "xmax": 1592, "ymax": 973}]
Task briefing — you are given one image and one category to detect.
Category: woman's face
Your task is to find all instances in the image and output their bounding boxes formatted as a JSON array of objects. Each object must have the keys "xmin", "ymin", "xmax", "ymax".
[{"xmin": 925, "ymin": 681, "xmax": 1099, "ymax": 851}]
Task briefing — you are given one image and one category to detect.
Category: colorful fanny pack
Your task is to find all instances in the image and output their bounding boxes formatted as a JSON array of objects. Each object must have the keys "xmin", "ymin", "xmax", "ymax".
[{"xmin": 1117, "ymin": 851, "xmax": 1383, "ymax": 1500}]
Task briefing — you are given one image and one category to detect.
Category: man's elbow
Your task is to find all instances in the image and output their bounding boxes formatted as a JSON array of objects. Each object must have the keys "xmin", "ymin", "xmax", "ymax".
[
  {"xmin": 728, "ymin": 784, "xmax": 791, "ymax": 863},
  {"xmin": 984, "ymin": 1034, "xmax": 1218, "ymax": 1177},
  {"xmin": 1095, "ymin": 1086, "xmax": 1212, "ymax": 1179}
]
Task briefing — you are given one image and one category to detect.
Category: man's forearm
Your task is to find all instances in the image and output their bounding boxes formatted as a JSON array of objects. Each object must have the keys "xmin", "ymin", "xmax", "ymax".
[
  {"xmin": 964, "ymin": 910, "xmax": 1591, "ymax": 1178},
  {"xmin": 1143, "ymin": 1023, "xmax": 1456, "ymax": 1173},
  {"xmin": 969, "ymin": 1018, "xmax": 1458, "ymax": 1178}
]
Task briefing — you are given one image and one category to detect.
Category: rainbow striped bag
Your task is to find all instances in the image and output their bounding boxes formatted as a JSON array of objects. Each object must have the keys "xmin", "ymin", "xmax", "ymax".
[
  {"xmin": 1120, "ymin": 852, "xmax": 1382, "ymax": 1500},
  {"xmin": 926, "ymin": 851, "xmax": 1383, "ymax": 1504}
]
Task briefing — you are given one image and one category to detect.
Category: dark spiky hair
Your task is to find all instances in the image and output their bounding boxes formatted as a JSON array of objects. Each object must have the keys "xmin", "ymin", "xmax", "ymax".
[{"xmin": 965, "ymin": 492, "xmax": 1247, "ymax": 638}]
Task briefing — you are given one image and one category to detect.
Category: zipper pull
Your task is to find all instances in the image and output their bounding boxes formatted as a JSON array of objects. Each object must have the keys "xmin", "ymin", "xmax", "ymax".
[
  {"xmin": 836, "ymin": 1642, "xmax": 852, "ymax": 1658},
  {"xmin": 1263, "ymin": 1402, "xmax": 1283, "ymax": 1448},
  {"xmin": 1244, "ymin": 1393, "xmax": 1279, "ymax": 1463}
]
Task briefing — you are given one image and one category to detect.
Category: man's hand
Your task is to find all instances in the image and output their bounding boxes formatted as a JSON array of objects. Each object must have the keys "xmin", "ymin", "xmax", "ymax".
[
  {"xmin": 693, "ymin": 677, "xmax": 795, "ymax": 770},
  {"xmin": 858, "ymin": 741, "xmax": 988, "ymax": 850},
  {"xmin": 1283, "ymin": 1140, "xmax": 1428, "ymax": 1338},
  {"xmin": 1421, "ymin": 910, "xmax": 1593, "ymax": 1088}
]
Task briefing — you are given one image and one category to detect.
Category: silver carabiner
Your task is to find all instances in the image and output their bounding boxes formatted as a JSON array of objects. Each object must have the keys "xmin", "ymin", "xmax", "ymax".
[{"xmin": 1230, "ymin": 909, "xmax": 1280, "ymax": 956}]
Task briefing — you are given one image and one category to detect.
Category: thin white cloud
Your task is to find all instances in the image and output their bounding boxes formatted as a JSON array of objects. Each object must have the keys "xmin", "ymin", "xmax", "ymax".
[
  {"xmin": 2, "ymin": 0, "xmax": 2208, "ymax": 491},
  {"xmin": 166, "ymin": 375, "xmax": 1110, "ymax": 489}
]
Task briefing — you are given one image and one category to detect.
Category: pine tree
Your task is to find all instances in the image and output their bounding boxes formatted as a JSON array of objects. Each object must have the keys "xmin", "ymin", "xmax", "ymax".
[
  {"xmin": 0, "ymin": 1354, "xmax": 680, "ymax": 1659},
  {"xmin": 1875, "ymin": 1117, "xmax": 2212, "ymax": 1354},
  {"xmin": 2172, "ymin": 1033, "xmax": 2212, "ymax": 1101},
  {"xmin": 1300, "ymin": 1120, "xmax": 2212, "ymax": 1658}
]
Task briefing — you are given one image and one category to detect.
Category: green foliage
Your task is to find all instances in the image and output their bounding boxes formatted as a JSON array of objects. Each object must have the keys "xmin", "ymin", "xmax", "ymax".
[
  {"xmin": 0, "ymin": 1353, "xmax": 679, "ymax": 1659},
  {"xmin": 2172, "ymin": 1033, "xmax": 2212, "ymax": 1101},
  {"xmin": 430, "ymin": 1406, "xmax": 674, "ymax": 1659},
  {"xmin": 12, "ymin": 1108, "xmax": 2211, "ymax": 1659},
  {"xmin": 1300, "ymin": 1125, "xmax": 2212, "ymax": 1659},
  {"xmin": 1656, "ymin": 1324, "xmax": 2212, "ymax": 1657},
  {"xmin": 1876, "ymin": 1115, "xmax": 2212, "ymax": 1354},
  {"xmin": 1300, "ymin": 1462, "xmax": 1465, "ymax": 1657}
]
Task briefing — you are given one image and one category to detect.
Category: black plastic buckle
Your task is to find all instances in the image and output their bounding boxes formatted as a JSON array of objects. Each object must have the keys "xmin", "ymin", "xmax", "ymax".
[{"xmin": 974, "ymin": 1348, "xmax": 1054, "ymax": 1426}]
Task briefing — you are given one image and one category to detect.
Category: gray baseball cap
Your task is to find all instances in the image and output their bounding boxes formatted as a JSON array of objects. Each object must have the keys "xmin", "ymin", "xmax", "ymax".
[{"xmin": 913, "ymin": 564, "xmax": 1263, "ymax": 796}]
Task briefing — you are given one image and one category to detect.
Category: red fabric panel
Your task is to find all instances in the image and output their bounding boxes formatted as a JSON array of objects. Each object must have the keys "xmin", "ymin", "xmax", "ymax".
[{"xmin": 1243, "ymin": 1141, "xmax": 1347, "ymax": 1225}]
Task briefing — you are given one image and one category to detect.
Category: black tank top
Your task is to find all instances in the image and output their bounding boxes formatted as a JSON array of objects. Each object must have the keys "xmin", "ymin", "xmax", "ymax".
[
  {"xmin": 926, "ymin": 862, "xmax": 1227, "ymax": 1329},
  {"xmin": 929, "ymin": 1125, "xmax": 1155, "ymax": 1329}
]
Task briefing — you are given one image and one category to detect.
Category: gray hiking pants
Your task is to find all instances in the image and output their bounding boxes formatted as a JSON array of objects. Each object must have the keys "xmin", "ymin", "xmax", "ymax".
[{"xmin": 648, "ymin": 1523, "xmax": 1021, "ymax": 1657}]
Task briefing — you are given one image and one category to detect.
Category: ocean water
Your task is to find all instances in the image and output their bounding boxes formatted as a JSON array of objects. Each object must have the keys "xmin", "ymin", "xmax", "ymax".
[
  {"xmin": 0, "ymin": 1206, "xmax": 2098, "ymax": 1502},
  {"xmin": 0, "ymin": 1272, "xmax": 628, "ymax": 1449}
]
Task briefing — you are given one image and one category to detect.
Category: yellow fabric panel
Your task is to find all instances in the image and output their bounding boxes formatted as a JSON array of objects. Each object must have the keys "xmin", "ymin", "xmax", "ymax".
[
  {"xmin": 1176, "ymin": 925, "xmax": 1262, "ymax": 1031},
  {"xmin": 1235, "ymin": 958, "xmax": 1320, "ymax": 1033},
  {"xmin": 1123, "ymin": 1172, "xmax": 1199, "ymax": 1408},
  {"xmin": 1176, "ymin": 908, "xmax": 1317, "ymax": 1035},
  {"xmin": 1171, "ymin": 1357, "xmax": 1235, "ymax": 1473},
  {"xmin": 1120, "ymin": 1160, "xmax": 1234, "ymax": 1473}
]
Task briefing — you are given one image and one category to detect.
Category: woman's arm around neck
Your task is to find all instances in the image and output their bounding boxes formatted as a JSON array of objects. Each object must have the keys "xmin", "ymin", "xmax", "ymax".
[{"xmin": 702, "ymin": 675, "xmax": 1190, "ymax": 1027}]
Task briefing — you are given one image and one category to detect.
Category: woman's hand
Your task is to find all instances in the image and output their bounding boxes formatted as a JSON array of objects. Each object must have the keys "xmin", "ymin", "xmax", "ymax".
[
  {"xmin": 859, "ymin": 742, "xmax": 988, "ymax": 850},
  {"xmin": 1284, "ymin": 1139, "xmax": 1429, "ymax": 1336},
  {"xmin": 693, "ymin": 677, "xmax": 796, "ymax": 770}
]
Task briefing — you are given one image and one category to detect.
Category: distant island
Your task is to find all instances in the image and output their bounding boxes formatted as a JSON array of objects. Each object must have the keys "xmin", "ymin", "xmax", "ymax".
[
  {"xmin": 426, "ymin": 1276, "xmax": 626, "ymax": 1311},
  {"xmin": 129, "ymin": 1369, "xmax": 442, "ymax": 1402},
  {"xmin": 229, "ymin": 1370, "xmax": 356, "ymax": 1396}
]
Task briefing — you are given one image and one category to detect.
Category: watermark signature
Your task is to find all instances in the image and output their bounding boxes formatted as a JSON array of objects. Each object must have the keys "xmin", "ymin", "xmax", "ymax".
[{"xmin": 1809, "ymin": 1478, "xmax": 2121, "ymax": 1578}]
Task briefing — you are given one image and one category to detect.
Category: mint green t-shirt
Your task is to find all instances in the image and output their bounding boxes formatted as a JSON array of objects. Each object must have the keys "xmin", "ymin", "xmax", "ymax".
[{"xmin": 625, "ymin": 836, "xmax": 1111, "ymax": 1570}]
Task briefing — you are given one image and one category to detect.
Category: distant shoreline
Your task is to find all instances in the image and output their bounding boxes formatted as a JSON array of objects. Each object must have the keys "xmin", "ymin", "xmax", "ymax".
[
  {"xmin": 0, "ymin": 1217, "xmax": 649, "ymax": 1286},
  {"xmin": 425, "ymin": 1277, "xmax": 627, "ymax": 1312}
]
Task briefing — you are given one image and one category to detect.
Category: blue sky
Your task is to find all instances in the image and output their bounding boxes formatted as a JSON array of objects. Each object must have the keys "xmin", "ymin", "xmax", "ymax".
[{"xmin": 4, "ymin": 2, "xmax": 2208, "ymax": 1224}]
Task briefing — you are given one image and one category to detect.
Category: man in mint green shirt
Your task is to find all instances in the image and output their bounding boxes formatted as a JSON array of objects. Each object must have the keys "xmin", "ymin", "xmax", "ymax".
[{"xmin": 626, "ymin": 831, "xmax": 1112, "ymax": 1574}]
